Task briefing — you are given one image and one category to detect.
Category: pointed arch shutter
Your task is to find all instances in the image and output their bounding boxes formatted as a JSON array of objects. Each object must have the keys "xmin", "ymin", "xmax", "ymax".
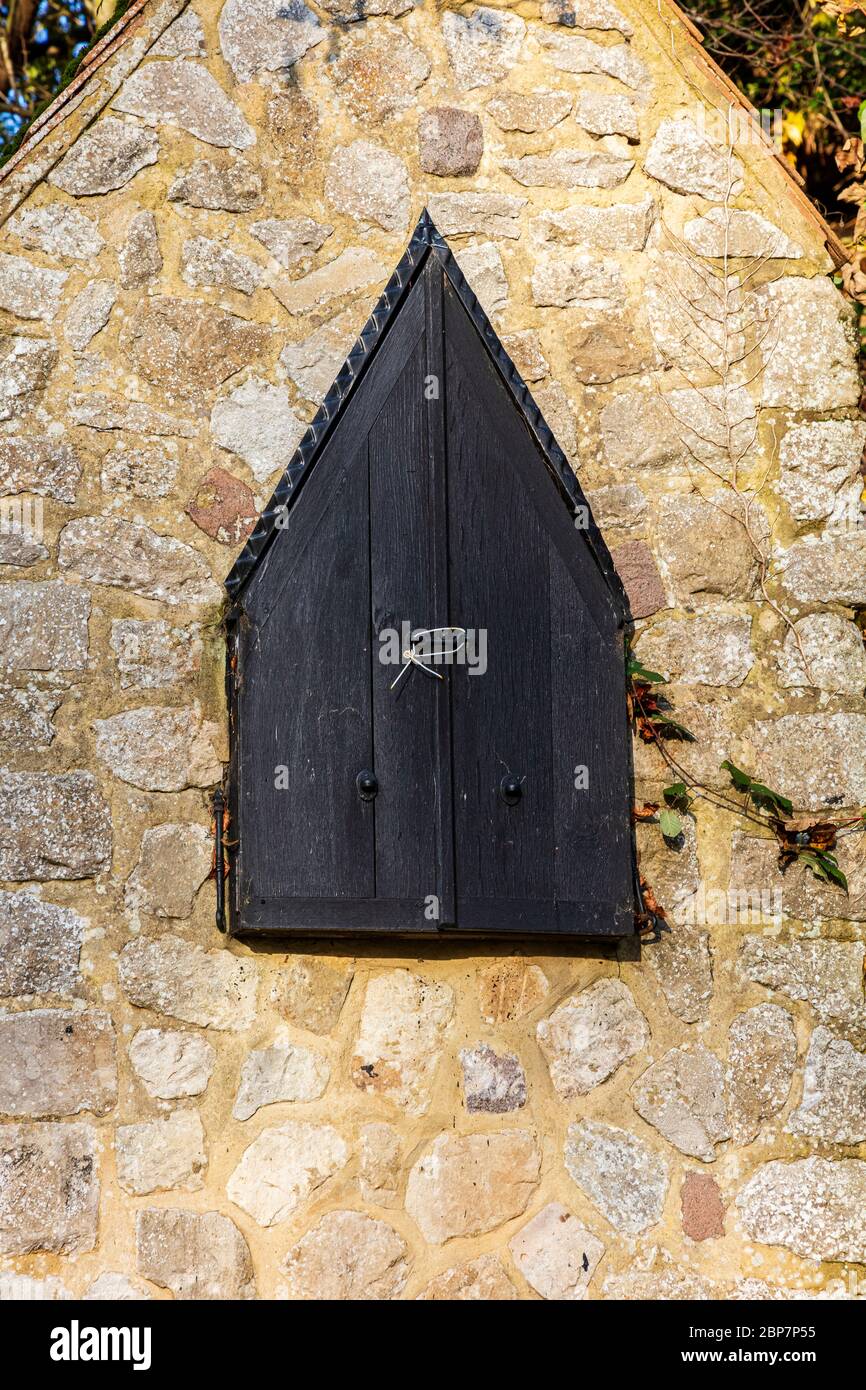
[{"xmin": 226, "ymin": 221, "xmax": 635, "ymax": 938}]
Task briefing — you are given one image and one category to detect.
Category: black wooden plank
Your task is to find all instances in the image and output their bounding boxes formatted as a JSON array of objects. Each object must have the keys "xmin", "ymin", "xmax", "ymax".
[
  {"xmin": 444, "ymin": 287, "xmax": 554, "ymax": 904},
  {"xmin": 425, "ymin": 261, "xmax": 456, "ymax": 923},
  {"xmin": 244, "ymin": 273, "xmax": 426, "ymax": 629},
  {"xmin": 455, "ymin": 898, "xmax": 633, "ymax": 936},
  {"xmin": 238, "ymin": 451, "xmax": 374, "ymax": 901},
  {"xmin": 549, "ymin": 542, "xmax": 632, "ymax": 906},
  {"xmin": 442, "ymin": 281, "xmax": 618, "ymax": 642},
  {"xmin": 239, "ymin": 896, "xmax": 439, "ymax": 932},
  {"xmin": 241, "ymin": 896, "xmax": 630, "ymax": 937},
  {"xmin": 368, "ymin": 314, "xmax": 444, "ymax": 905}
]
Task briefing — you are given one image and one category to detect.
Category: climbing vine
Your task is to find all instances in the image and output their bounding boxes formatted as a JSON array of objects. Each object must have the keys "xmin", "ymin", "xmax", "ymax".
[{"xmin": 628, "ymin": 652, "xmax": 865, "ymax": 938}]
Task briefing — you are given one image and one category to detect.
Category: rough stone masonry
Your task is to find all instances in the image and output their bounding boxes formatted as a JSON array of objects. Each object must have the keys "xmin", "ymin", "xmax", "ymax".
[{"xmin": 0, "ymin": 0, "xmax": 863, "ymax": 1301}]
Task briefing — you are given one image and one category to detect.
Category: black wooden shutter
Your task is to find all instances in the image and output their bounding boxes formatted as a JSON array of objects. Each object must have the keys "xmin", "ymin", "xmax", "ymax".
[{"xmin": 226, "ymin": 216, "xmax": 634, "ymax": 939}]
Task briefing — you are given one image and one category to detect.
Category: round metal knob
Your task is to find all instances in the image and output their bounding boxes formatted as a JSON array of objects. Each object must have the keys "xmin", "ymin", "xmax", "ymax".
[
  {"xmin": 500, "ymin": 775, "xmax": 522, "ymax": 806},
  {"xmin": 356, "ymin": 769, "xmax": 378, "ymax": 800}
]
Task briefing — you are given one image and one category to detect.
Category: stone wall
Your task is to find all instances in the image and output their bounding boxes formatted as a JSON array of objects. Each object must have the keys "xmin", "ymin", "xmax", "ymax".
[{"xmin": 0, "ymin": 0, "xmax": 864, "ymax": 1301}]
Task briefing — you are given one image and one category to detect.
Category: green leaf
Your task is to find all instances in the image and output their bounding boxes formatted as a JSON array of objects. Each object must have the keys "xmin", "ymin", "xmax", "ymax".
[
  {"xmin": 797, "ymin": 851, "xmax": 848, "ymax": 893},
  {"xmin": 653, "ymin": 714, "xmax": 695, "ymax": 741},
  {"xmin": 627, "ymin": 658, "xmax": 666, "ymax": 685},
  {"xmin": 748, "ymin": 782, "xmax": 793, "ymax": 816},
  {"xmin": 859, "ymin": 97, "xmax": 866, "ymax": 144},
  {"xmin": 721, "ymin": 759, "xmax": 752, "ymax": 791},
  {"xmin": 720, "ymin": 761, "xmax": 792, "ymax": 815},
  {"xmin": 797, "ymin": 851, "xmax": 829, "ymax": 882},
  {"xmin": 659, "ymin": 808, "xmax": 683, "ymax": 839},
  {"xmin": 663, "ymin": 782, "xmax": 690, "ymax": 811}
]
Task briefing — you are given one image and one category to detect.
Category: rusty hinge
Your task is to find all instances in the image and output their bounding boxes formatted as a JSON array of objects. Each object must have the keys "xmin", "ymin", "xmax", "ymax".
[{"xmin": 211, "ymin": 787, "xmax": 230, "ymax": 933}]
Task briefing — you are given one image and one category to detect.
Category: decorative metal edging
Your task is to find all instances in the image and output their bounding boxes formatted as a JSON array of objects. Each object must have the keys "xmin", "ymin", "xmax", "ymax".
[{"xmin": 225, "ymin": 209, "xmax": 628, "ymax": 622}]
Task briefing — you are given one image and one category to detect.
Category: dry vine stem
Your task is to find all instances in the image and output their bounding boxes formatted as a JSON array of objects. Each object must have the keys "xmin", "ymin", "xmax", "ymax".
[{"xmin": 650, "ymin": 103, "xmax": 816, "ymax": 681}]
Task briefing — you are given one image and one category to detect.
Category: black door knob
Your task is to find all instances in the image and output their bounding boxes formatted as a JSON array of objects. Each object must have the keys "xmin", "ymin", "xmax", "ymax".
[
  {"xmin": 500, "ymin": 775, "xmax": 522, "ymax": 805},
  {"xmin": 357, "ymin": 769, "xmax": 378, "ymax": 800}
]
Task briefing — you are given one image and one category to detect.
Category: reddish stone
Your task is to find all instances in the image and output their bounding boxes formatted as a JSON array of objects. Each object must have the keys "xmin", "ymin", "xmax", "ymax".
[
  {"xmin": 681, "ymin": 1171, "xmax": 725, "ymax": 1241},
  {"xmin": 418, "ymin": 107, "xmax": 483, "ymax": 177},
  {"xmin": 186, "ymin": 467, "xmax": 257, "ymax": 545},
  {"xmin": 611, "ymin": 540, "xmax": 667, "ymax": 619}
]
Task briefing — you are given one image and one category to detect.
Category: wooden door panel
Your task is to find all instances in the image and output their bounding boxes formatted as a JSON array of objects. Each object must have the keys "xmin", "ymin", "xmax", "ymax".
[
  {"xmin": 445, "ymin": 287, "xmax": 554, "ymax": 902},
  {"xmin": 239, "ymin": 451, "xmax": 374, "ymax": 902},
  {"xmin": 369, "ymin": 327, "xmax": 445, "ymax": 905},
  {"xmin": 549, "ymin": 541, "xmax": 632, "ymax": 912}
]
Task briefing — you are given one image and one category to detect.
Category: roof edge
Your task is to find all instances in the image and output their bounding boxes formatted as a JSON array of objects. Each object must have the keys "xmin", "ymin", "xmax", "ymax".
[
  {"xmin": 0, "ymin": 0, "xmax": 188, "ymax": 222},
  {"xmin": 0, "ymin": 0, "xmax": 152, "ymax": 186},
  {"xmin": 655, "ymin": 0, "xmax": 849, "ymax": 267}
]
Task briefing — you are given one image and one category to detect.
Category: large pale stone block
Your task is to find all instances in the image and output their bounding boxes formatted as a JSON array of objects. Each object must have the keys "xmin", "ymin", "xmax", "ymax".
[
  {"xmin": 636, "ymin": 614, "xmax": 754, "ymax": 687},
  {"xmin": 219, "ymin": 0, "xmax": 323, "ymax": 82},
  {"xmin": 565, "ymin": 1119, "xmax": 669, "ymax": 1234},
  {"xmin": 116, "ymin": 1111, "xmax": 206, "ymax": 1195},
  {"xmin": 94, "ymin": 706, "xmax": 221, "ymax": 792},
  {"xmin": 110, "ymin": 619, "xmax": 202, "ymax": 690},
  {"xmin": 442, "ymin": 7, "xmax": 525, "ymax": 88},
  {"xmin": 737, "ymin": 1158, "xmax": 866, "ymax": 1262},
  {"xmin": 0, "ymin": 581, "xmax": 89, "ymax": 672},
  {"xmin": 406, "ymin": 1129, "xmax": 540, "ymax": 1242},
  {"xmin": 0, "ymin": 890, "xmax": 83, "ymax": 997},
  {"xmin": 0, "ymin": 252, "xmax": 66, "ymax": 323},
  {"xmin": 726, "ymin": 1004, "xmax": 797, "ymax": 1145},
  {"xmin": 0, "ymin": 1122, "xmax": 98, "ymax": 1254},
  {"xmin": 227, "ymin": 1121, "xmax": 348, "ymax": 1226},
  {"xmin": 122, "ymin": 296, "xmax": 270, "ymax": 396},
  {"xmin": 210, "ymin": 377, "xmax": 305, "ymax": 483},
  {"xmin": 169, "ymin": 158, "xmax": 262, "ymax": 212},
  {"xmin": 645, "ymin": 116, "xmax": 744, "ymax": 200},
  {"xmin": 778, "ymin": 533, "xmax": 866, "ymax": 606},
  {"xmin": 509, "ymin": 1202, "xmax": 604, "ymax": 1299},
  {"xmin": 739, "ymin": 936, "xmax": 866, "ymax": 1047},
  {"xmin": 351, "ymin": 968, "xmax": 453, "ymax": 1115},
  {"xmin": 537, "ymin": 29, "xmax": 650, "ymax": 92},
  {"xmin": 272, "ymin": 954, "xmax": 355, "ymax": 1034},
  {"xmin": 324, "ymin": 141, "xmax": 409, "ymax": 234},
  {"xmin": 119, "ymin": 936, "xmax": 258, "ymax": 1032},
  {"xmin": 504, "ymin": 149, "xmax": 633, "ymax": 189},
  {"xmin": 0, "ymin": 771, "xmax": 111, "ymax": 880},
  {"xmin": 59, "ymin": 517, "xmax": 220, "ymax": 606},
  {"xmin": 0, "ymin": 1009, "xmax": 116, "ymax": 1118},
  {"xmin": 232, "ymin": 1041, "xmax": 329, "ymax": 1120},
  {"xmin": 7, "ymin": 204, "xmax": 103, "ymax": 260},
  {"xmin": 0, "ymin": 435, "xmax": 79, "ymax": 502},
  {"xmin": 49, "ymin": 117, "xmax": 159, "ymax": 196},
  {"xmin": 788, "ymin": 1027, "xmax": 866, "ymax": 1144},
  {"xmin": 331, "ymin": 23, "xmax": 430, "ymax": 123},
  {"xmin": 124, "ymin": 823, "xmax": 212, "ymax": 918},
  {"xmin": 747, "ymin": 713, "xmax": 866, "ymax": 812},
  {"xmin": 283, "ymin": 1210, "xmax": 408, "ymax": 1300},
  {"xmin": 487, "ymin": 89, "xmax": 572, "ymax": 133},
  {"xmin": 645, "ymin": 925, "xmax": 713, "ymax": 1023},
  {"xmin": 537, "ymin": 977, "xmax": 649, "ymax": 1097},
  {"xmin": 756, "ymin": 276, "xmax": 860, "ymax": 409},
  {"xmin": 136, "ymin": 1208, "xmax": 255, "ymax": 1299},
  {"xmin": 114, "ymin": 59, "xmax": 255, "ymax": 148},
  {"xmin": 632, "ymin": 1046, "xmax": 730, "ymax": 1161},
  {"xmin": 129, "ymin": 1028, "xmax": 215, "ymax": 1100}
]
